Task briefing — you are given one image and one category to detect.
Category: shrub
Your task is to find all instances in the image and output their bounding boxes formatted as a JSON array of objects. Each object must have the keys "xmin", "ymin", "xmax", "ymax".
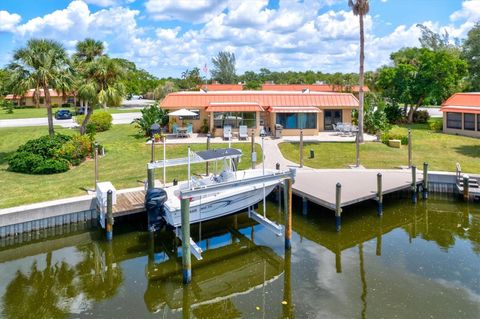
[
  {"xmin": 384, "ymin": 104, "xmax": 404, "ymax": 124},
  {"xmin": 200, "ymin": 119, "xmax": 209, "ymax": 134},
  {"xmin": 76, "ymin": 111, "xmax": 113, "ymax": 133},
  {"xmin": 381, "ymin": 132, "xmax": 408, "ymax": 145},
  {"xmin": 32, "ymin": 158, "xmax": 69, "ymax": 174},
  {"xmin": 428, "ymin": 118, "xmax": 443, "ymax": 131},
  {"xmin": 8, "ymin": 152, "xmax": 44, "ymax": 174},
  {"xmin": 61, "ymin": 103, "xmax": 71, "ymax": 108},
  {"xmin": 17, "ymin": 134, "xmax": 71, "ymax": 158},
  {"xmin": 52, "ymin": 103, "xmax": 59, "ymax": 108},
  {"xmin": 413, "ymin": 110, "xmax": 430, "ymax": 123},
  {"xmin": 131, "ymin": 102, "xmax": 169, "ymax": 136},
  {"xmin": 57, "ymin": 134, "xmax": 93, "ymax": 166}
]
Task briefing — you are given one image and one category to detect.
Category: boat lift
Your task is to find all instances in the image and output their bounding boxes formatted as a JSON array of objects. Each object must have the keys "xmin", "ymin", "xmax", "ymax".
[{"xmin": 145, "ymin": 147, "xmax": 296, "ymax": 264}]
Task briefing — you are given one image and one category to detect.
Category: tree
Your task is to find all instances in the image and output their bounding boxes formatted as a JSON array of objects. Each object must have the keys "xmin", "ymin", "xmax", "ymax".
[
  {"xmin": 73, "ymin": 38, "xmax": 104, "ymax": 63},
  {"xmin": 8, "ymin": 39, "xmax": 74, "ymax": 137},
  {"xmin": 211, "ymin": 51, "xmax": 237, "ymax": 84},
  {"xmin": 349, "ymin": 0, "xmax": 369, "ymax": 143},
  {"xmin": 177, "ymin": 68, "xmax": 202, "ymax": 90},
  {"xmin": 154, "ymin": 81, "xmax": 175, "ymax": 100},
  {"xmin": 377, "ymin": 47, "xmax": 467, "ymax": 123},
  {"xmin": 462, "ymin": 23, "xmax": 480, "ymax": 91}
]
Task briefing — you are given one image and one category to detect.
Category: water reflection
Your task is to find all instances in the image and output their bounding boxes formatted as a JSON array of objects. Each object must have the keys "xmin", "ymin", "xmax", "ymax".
[{"xmin": 0, "ymin": 196, "xmax": 478, "ymax": 318}]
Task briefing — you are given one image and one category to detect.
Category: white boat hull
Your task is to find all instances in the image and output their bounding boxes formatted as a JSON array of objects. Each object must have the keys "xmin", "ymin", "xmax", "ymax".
[{"xmin": 162, "ymin": 169, "xmax": 279, "ymax": 227}]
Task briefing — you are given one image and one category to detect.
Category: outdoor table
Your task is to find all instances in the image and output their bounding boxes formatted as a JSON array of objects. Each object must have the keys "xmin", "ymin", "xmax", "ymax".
[{"xmin": 177, "ymin": 127, "xmax": 188, "ymax": 138}]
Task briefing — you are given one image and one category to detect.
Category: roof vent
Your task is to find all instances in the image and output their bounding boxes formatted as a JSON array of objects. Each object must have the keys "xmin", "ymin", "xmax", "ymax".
[
  {"xmin": 302, "ymin": 88, "xmax": 310, "ymax": 93},
  {"xmin": 200, "ymin": 88, "xmax": 207, "ymax": 93}
]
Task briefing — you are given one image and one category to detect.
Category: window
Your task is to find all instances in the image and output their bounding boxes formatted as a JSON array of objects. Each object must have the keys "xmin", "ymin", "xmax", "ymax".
[
  {"xmin": 446, "ymin": 112, "xmax": 461, "ymax": 129},
  {"xmin": 276, "ymin": 113, "xmax": 317, "ymax": 129},
  {"xmin": 477, "ymin": 115, "xmax": 480, "ymax": 131},
  {"xmin": 464, "ymin": 113, "xmax": 475, "ymax": 131},
  {"xmin": 214, "ymin": 112, "xmax": 256, "ymax": 128},
  {"xmin": 39, "ymin": 97, "xmax": 45, "ymax": 104}
]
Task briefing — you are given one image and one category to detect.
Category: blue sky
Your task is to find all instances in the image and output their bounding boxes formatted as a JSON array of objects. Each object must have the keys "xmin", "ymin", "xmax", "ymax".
[{"xmin": 0, "ymin": 0, "xmax": 479, "ymax": 77}]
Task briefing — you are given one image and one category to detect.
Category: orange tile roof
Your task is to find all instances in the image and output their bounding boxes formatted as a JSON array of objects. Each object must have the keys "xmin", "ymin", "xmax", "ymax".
[
  {"xmin": 268, "ymin": 106, "xmax": 320, "ymax": 113},
  {"xmin": 441, "ymin": 93, "xmax": 480, "ymax": 107},
  {"xmin": 4, "ymin": 89, "xmax": 74, "ymax": 99},
  {"xmin": 199, "ymin": 84, "xmax": 244, "ymax": 91},
  {"xmin": 161, "ymin": 91, "xmax": 359, "ymax": 110},
  {"xmin": 261, "ymin": 84, "xmax": 369, "ymax": 93}
]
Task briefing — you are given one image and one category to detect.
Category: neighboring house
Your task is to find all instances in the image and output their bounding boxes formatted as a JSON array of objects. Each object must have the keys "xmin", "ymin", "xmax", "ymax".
[
  {"xmin": 440, "ymin": 92, "xmax": 480, "ymax": 138},
  {"xmin": 160, "ymin": 90, "xmax": 359, "ymax": 136},
  {"xmin": 5, "ymin": 89, "xmax": 76, "ymax": 107},
  {"xmin": 261, "ymin": 83, "xmax": 370, "ymax": 93}
]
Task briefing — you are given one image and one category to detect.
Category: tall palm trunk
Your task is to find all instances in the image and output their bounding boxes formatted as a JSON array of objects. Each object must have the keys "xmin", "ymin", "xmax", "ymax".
[
  {"xmin": 44, "ymin": 86, "xmax": 55, "ymax": 137},
  {"xmin": 358, "ymin": 13, "xmax": 365, "ymax": 143},
  {"xmin": 80, "ymin": 101, "xmax": 92, "ymax": 135}
]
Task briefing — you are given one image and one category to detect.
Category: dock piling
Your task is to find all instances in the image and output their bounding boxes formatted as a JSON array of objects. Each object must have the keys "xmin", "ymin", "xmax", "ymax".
[
  {"xmin": 411, "ymin": 165, "xmax": 417, "ymax": 203},
  {"xmin": 181, "ymin": 197, "xmax": 192, "ymax": 284},
  {"xmin": 299, "ymin": 129, "xmax": 304, "ymax": 168},
  {"xmin": 335, "ymin": 183, "xmax": 342, "ymax": 231},
  {"xmin": 422, "ymin": 162, "xmax": 429, "ymax": 199},
  {"xmin": 147, "ymin": 167, "xmax": 155, "ymax": 190},
  {"xmin": 463, "ymin": 174, "xmax": 469, "ymax": 200},
  {"xmin": 106, "ymin": 190, "xmax": 113, "ymax": 241},
  {"xmin": 377, "ymin": 173, "xmax": 383, "ymax": 216},
  {"xmin": 408, "ymin": 129, "xmax": 412, "ymax": 168},
  {"xmin": 251, "ymin": 130, "xmax": 256, "ymax": 169},
  {"xmin": 150, "ymin": 138, "xmax": 155, "ymax": 163},
  {"xmin": 94, "ymin": 142, "xmax": 99, "ymax": 191},
  {"xmin": 284, "ymin": 178, "xmax": 292, "ymax": 250},
  {"xmin": 356, "ymin": 131, "xmax": 360, "ymax": 167}
]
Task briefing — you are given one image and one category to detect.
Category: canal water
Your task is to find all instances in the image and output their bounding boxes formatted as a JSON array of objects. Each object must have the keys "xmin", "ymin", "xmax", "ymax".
[{"xmin": 0, "ymin": 195, "xmax": 478, "ymax": 318}]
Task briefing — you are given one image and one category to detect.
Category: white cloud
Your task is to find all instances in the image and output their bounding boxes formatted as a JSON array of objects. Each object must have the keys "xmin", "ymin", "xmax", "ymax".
[
  {"xmin": 145, "ymin": 0, "xmax": 228, "ymax": 24},
  {"xmin": 0, "ymin": 10, "xmax": 21, "ymax": 32}
]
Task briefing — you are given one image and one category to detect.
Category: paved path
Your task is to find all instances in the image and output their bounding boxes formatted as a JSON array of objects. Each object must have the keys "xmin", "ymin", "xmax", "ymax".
[{"xmin": 0, "ymin": 112, "xmax": 141, "ymax": 128}]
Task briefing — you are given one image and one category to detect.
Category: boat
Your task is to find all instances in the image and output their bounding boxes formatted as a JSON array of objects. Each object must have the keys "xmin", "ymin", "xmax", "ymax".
[{"xmin": 145, "ymin": 148, "xmax": 293, "ymax": 232}]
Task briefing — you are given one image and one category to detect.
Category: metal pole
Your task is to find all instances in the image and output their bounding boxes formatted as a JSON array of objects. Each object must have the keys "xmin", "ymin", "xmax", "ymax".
[
  {"xmin": 408, "ymin": 129, "xmax": 412, "ymax": 168},
  {"xmin": 463, "ymin": 174, "xmax": 469, "ymax": 201},
  {"xmin": 377, "ymin": 173, "xmax": 383, "ymax": 216},
  {"xmin": 106, "ymin": 190, "xmax": 113, "ymax": 241},
  {"xmin": 299, "ymin": 129, "xmax": 304, "ymax": 168},
  {"xmin": 187, "ymin": 146, "xmax": 191, "ymax": 189},
  {"xmin": 147, "ymin": 167, "xmax": 155, "ymax": 190},
  {"xmin": 422, "ymin": 162, "xmax": 429, "ymax": 200},
  {"xmin": 251, "ymin": 130, "xmax": 256, "ymax": 169},
  {"xmin": 206, "ymin": 135, "xmax": 210, "ymax": 175},
  {"xmin": 284, "ymin": 178, "xmax": 292, "ymax": 250},
  {"xmin": 262, "ymin": 135, "xmax": 266, "ymax": 217},
  {"xmin": 181, "ymin": 197, "xmax": 191, "ymax": 284},
  {"xmin": 151, "ymin": 138, "xmax": 155, "ymax": 163},
  {"xmin": 356, "ymin": 130, "xmax": 360, "ymax": 167},
  {"xmin": 94, "ymin": 142, "xmax": 99, "ymax": 191},
  {"xmin": 411, "ymin": 165, "xmax": 417, "ymax": 203},
  {"xmin": 335, "ymin": 183, "xmax": 342, "ymax": 231},
  {"xmin": 163, "ymin": 137, "xmax": 166, "ymax": 185}
]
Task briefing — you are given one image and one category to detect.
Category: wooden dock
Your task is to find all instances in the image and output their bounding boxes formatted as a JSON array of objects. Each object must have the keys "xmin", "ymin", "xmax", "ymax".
[
  {"xmin": 112, "ymin": 190, "xmax": 146, "ymax": 217},
  {"xmin": 292, "ymin": 169, "xmax": 423, "ymax": 210}
]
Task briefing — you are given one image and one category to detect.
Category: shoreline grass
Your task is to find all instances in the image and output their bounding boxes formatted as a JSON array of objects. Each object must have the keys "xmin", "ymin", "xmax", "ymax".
[
  {"xmin": 279, "ymin": 124, "xmax": 480, "ymax": 173},
  {"xmin": 0, "ymin": 124, "xmax": 261, "ymax": 209}
]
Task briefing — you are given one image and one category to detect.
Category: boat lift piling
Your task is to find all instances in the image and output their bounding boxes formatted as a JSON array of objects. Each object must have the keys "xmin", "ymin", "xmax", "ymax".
[
  {"xmin": 251, "ymin": 130, "xmax": 256, "ymax": 169},
  {"xmin": 94, "ymin": 142, "xmax": 99, "ymax": 191},
  {"xmin": 299, "ymin": 129, "xmax": 304, "ymax": 168},
  {"xmin": 180, "ymin": 197, "xmax": 192, "ymax": 284},
  {"xmin": 411, "ymin": 166, "xmax": 417, "ymax": 203},
  {"xmin": 335, "ymin": 183, "xmax": 342, "ymax": 232},
  {"xmin": 284, "ymin": 178, "xmax": 293, "ymax": 250},
  {"xmin": 423, "ymin": 162, "xmax": 429, "ymax": 199},
  {"xmin": 106, "ymin": 190, "xmax": 113, "ymax": 241},
  {"xmin": 408, "ymin": 129, "xmax": 412, "ymax": 168},
  {"xmin": 206, "ymin": 135, "xmax": 210, "ymax": 175},
  {"xmin": 147, "ymin": 168, "xmax": 155, "ymax": 190},
  {"xmin": 377, "ymin": 173, "xmax": 383, "ymax": 216}
]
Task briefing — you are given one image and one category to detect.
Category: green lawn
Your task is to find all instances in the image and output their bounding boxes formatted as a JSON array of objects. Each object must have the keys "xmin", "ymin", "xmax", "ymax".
[
  {"xmin": 0, "ymin": 107, "xmax": 138, "ymax": 120},
  {"xmin": 279, "ymin": 124, "xmax": 480, "ymax": 173},
  {"xmin": 0, "ymin": 125, "xmax": 261, "ymax": 208}
]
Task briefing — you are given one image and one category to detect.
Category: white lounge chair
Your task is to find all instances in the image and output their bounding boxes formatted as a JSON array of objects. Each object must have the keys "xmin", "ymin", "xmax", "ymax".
[
  {"xmin": 223, "ymin": 125, "xmax": 232, "ymax": 140},
  {"xmin": 239, "ymin": 125, "xmax": 248, "ymax": 140}
]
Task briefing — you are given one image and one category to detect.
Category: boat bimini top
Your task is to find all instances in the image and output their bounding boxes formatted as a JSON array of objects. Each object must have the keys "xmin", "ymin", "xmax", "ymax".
[{"xmin": 148, "ymin": 148, "xmax": 242, "ymax": 170}]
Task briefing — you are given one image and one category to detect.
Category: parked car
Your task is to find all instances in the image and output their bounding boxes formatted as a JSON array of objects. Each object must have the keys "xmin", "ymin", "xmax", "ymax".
[
  {"xmin": 75, "ymin": 106, "xmax": 86, "ymax": 115},
  {"xmin": 55, "ymin": 109, "xmax": 73, "ymax": 120}
]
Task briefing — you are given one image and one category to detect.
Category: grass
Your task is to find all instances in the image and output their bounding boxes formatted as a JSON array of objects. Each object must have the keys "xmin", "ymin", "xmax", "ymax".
[
  {"xmin": 0, "ymin": 125, "xmax": 262, "ymax": 208},
  {"xmin": 0, "ymin": 107, "xmax": 138, "ymax": 120},
  {"xmin": 279, "ymin": 124, "xmax": 480, "ymax": 173}
]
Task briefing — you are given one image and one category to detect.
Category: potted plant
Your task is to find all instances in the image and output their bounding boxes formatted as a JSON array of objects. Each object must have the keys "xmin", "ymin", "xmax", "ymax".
[{"xmin": 153, "ymin": 133, "xmax": 161, "ymax": 142}]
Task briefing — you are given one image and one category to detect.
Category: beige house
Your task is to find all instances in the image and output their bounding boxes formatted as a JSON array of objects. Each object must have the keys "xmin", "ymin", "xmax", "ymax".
[
  {"xmin": 440, "ymin": 93, "xmax": 480, "ymax": 138},
  {"xmin": 160, "ymin": 90, "xmax": 359, "ymax": 137},
  {"xmin": 5, "ymin": 89, "xmax": 75, "ymax": 107}
]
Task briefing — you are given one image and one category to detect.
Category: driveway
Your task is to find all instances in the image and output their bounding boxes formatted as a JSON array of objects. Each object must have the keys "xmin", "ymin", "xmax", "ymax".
[
  {"xmin": 418, "ymin": 107, "xmax": 442, "ymax": 118},
  {"xmin": 0, "ymin": 112, "xmax": 141, "ymax": 128}
]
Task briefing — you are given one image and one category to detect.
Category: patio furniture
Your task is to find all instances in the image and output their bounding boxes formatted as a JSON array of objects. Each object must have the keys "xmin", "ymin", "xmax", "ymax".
[
  {"xmin": 172, "ymin": 123, "xmax": 178, "ymax": 134},
  {"xmin": 239, "ymin": 125, "xmax": 248, "ymax": 140},
  {"xmin": 177, "ymin": 127, "xmax": 188, "ymax": 138},
  {"xmin": 187, "ymin": 123, "xmax": 193, "ymax": 134},
  {"xmin": 223, "ymin": 125, "xmax": 232, "ymax": 140}
]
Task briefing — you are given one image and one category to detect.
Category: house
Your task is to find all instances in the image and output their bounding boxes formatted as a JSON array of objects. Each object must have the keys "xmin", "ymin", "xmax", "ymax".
[
  {"xmin": 440, "ymin": 92, "xmax": 480, "ymax": 138},
  {"xmin": 160, "ymin": 90, "xmax": 359, "ymax": 137},
  {"xmin": 5, "ymin": 89, "xmax": 75, "ymax": 107},
  {"xmin": 261, "ymin": 83, "xmax": 370, "ymax": 93}
]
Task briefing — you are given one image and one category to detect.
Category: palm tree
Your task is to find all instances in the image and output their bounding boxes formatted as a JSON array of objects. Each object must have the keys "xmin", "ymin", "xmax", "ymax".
[
  {"xmin": 8, "ymin": 39, "xmax": 74, "ymax": 137},
  {"xmin": 77, "ymin": 56, "xmax": 125, "ymax": 134},
  {"xmin": 349, "ymin": 0, "xmax": 369, "ymax": 143},
  {"xmin": 73, "ymin": 38, "xmax": 105, "ymax": 63}
]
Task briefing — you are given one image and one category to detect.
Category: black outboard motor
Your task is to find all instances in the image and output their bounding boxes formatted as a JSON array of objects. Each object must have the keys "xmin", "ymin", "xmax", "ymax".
[{"xmin": 145, "ymin": 188, "xmax": 168, "ymax": 232}]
